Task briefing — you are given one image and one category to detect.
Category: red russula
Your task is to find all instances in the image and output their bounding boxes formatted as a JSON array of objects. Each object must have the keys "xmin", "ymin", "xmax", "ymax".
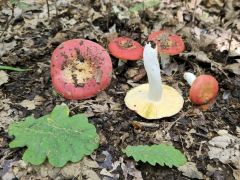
[
  {"xmin": 184, "ymin": 72, "xmax": 219, "ymax": 105},
  {"xmin": 148, "ymin": 30, "xmax": 185, "ymax": 55},
  {"xmin": 51, "ymin": 39, "xmax": 112, "ymax": 100},
  {"xmin": 108, "ymin": 37, "xmax": 143, "ymax": 60}
]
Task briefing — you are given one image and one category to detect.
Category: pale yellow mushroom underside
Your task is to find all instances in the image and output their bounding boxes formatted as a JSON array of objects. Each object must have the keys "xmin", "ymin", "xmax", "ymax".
[{"xmin": 124, "ymin": 84, "xmax": 184, "ymax": 119}]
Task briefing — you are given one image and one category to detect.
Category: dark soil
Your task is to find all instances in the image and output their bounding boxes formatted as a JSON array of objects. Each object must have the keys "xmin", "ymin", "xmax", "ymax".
[{"xmin": 1, "ymin": 0, "xmax": 240, "ymax": 179}]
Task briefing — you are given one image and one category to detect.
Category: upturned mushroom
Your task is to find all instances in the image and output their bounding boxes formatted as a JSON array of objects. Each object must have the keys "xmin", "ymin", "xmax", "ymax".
[
  {"xmin": 148, "ymin": 30, "xmax": 185, "ymax": 69},
  {"xmin": 183, "ymin": 72, "xmax": 219, "ymax": 105},
  {"xmin": 124, "ymin": 42, "xmax": 184, "ymax": 119},
  {"xmin": 51, "ymin": 39, "xmax": 112, "ymax": 100}
]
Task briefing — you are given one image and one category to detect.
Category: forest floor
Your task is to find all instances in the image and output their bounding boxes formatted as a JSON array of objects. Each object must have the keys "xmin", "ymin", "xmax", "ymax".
[{"xmin": 0, "ymin": 0, "xmax": 240, "ymax": 179}]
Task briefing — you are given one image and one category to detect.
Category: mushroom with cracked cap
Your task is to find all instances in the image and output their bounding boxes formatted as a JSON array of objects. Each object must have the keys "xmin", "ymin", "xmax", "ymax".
[
  {"xmin": 51, "ymin": 39, "xmax": 112, "ymax": 100},
  {"xmin": 148, "ymin": 30, "xmax": 185, "ymax": 69}
]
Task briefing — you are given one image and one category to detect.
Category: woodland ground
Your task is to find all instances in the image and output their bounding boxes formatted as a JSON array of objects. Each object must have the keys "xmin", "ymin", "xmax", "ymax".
[{"xmin": 0, "ymin": 0, "xmax": 240, "ymax": 179}]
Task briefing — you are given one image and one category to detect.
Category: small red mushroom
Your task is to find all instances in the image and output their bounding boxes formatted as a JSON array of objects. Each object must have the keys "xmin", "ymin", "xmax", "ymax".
[
  {"xmin": 51, "ymin": 39, "xmax": 112, "ymax": 100},
  {"xmin": 108, "ymin": 37, "xmax": 143, "ymax": 61},
  {"xmin": 184, "ymin": 72, "xmax": 219, "ymax": 105},
  {"xmin": 148, "ymin": 30, "xmax": 185, "ymax": 69}
]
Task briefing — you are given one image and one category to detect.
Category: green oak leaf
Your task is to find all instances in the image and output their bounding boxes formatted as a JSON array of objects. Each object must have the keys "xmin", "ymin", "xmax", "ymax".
[
  {"xmin": 129, "ymin": 0, "xmax": 160, "ymax": 13},
  {"xmin": 8, "ymin": 104, "xmax": 99, "ymax": 167},
  {"xmin": 122, "ymin": 144, "xmax": 187, "ymax": 168}
]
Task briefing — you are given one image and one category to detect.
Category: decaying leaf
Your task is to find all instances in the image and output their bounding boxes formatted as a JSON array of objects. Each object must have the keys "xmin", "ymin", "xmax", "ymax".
[
  {"xmin": 233, "ymin": 169, "xmax": 240, "ymax": 180},
  {"xmin": 0, "ymin": 41, "xmax": 17, "ymax": 58},
  {"xmin": 6, "ymin": 157, "xmax": 100, "ymax": 179},
  {"xmin": 0, "ymin": 97, "xmax": 19, "ymax": 129},
  {"xmin": 224, "ymin": 63, "xmax": 240, "ymax": 75},
  {"xmin": 121, "ymin": 158, "xmax": 143, "ymax": 180},
  {"xmin": 19, "ymin": 95, "xmax": 45, "ymax": 110},
  {"xmin": 178, "ymin": 162, "xmax": 204, "ymax": 179},
  {"xmin": 0, "ymin": 70, "xmax": 9, "ymax": 86},
  {"xmin": 181, "ymin": 51, "xmax": 212, "ymax": 64},
  {"xmin": 208, "ymin": 132, "xmax": 240, "ymax": 169}
]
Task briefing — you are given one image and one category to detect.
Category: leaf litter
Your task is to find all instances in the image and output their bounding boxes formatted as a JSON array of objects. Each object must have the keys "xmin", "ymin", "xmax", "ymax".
[{"xmin": 0, "ymin": 0, "xmax": 240, "ymax": 179}]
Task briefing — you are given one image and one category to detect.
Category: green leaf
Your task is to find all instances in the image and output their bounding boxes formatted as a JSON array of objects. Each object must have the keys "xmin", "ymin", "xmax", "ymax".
[
  {"xmin": 129, "ymin": 0, "xmax": 160, "ymax": 13},
  {"xmin": 122, "ymin": 144, "xmax": 187, "ymax": 168},
  {"xmin": 8, "ymin": 0, "xmax": 29, "ymax": 9},
  {"xmin": 0, "ymin": 65, "xmax": 29, "ymax": 72},
  {"xmin": 8, "ymin": 104, "xmax": 99, "ymax": 167}
]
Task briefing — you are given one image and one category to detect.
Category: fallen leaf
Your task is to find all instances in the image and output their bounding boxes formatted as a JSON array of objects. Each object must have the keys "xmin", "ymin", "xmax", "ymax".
[
  {"xmin": 181, "ymin": 51, "xmax": 212, "ymax": 63},
  {"xmin": 2, "ymin": 172, "xmax": 16, "ymax": 180},
  {"xmin": 19, "ymin": 100, "xmax": 35, "ymax": 110},
  {"xmin": 120, "ymin": 158, "xmax": 143, "ymax": 180},
  {"xmin": 0, "ymin": 70, "xmax": 9, "ymax": 86},
  {"xmin": 237, "ymin": 127, "xmax": 240, "ymax": 137},
  {"xmin": 178, "ymin": 162, "xmax": 204, "ymax": 179},
  {"xmin": 0, "ymin": 97, "xmax": 19, "ymax": 129},
  {"xmin": 233, "ymin": 169, "xmax": 240, "ymax": 180},
  {"xmin": 208, "ymin": 133, "xmax": 240, "ymax": 169},
  {"xmin": 0, "ymin": 41, "xmax": 17, "ymax": 57},
  {"xmin": 224, "ymin": 63, "xmax": 240, "ymax": 75},
  {"xmin": 19, "ymin": 95, "xmax": 45, "ymax": 110}
]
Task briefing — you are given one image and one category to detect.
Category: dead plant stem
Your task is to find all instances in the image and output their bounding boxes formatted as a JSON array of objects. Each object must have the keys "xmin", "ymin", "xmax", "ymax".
[{"xmin": 0, "ymin": 4, "xmax": 15, "ymax": 40}]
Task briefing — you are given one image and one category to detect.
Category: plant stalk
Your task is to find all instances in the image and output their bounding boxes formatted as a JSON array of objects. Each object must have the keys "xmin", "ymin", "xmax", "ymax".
[
  {"xmin": 143, "ymin": 43, "xmax": 162, "ymax": 101},
  {"xmin": 183, "ymin": 72, "xmax": 196, "ymax": 86}
]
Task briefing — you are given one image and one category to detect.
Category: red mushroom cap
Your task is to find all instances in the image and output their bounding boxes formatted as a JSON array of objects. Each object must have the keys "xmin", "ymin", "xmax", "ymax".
[
  {"xmin": 51, "ymin": 39, "xmax": 112, "ymax": 100},
  {"xmin": 108, "ymin": 37, "xmax": 143, "ymax": 60},
  {"xmin": 189, "ymin": 75, "xmax": 219, "ymax": 105},
  {"xmin": 148, "ymin": 30, "xmax": 185, "ymax": 55}
]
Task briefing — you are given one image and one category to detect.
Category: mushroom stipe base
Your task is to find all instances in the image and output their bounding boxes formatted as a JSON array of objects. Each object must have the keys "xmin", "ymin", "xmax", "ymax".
[{"xmin": 125, "ymin": 84, "xmax": 184, "ymax": 120}]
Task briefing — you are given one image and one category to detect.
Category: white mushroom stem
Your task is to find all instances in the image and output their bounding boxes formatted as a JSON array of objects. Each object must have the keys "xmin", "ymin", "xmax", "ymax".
[
  {"xmin": 183, "ymin": 72, "xmax": 196, "ymax": 86},
  {"xmin": 143, "ymin": 43, "xmax": 162, "ymax": 101}
]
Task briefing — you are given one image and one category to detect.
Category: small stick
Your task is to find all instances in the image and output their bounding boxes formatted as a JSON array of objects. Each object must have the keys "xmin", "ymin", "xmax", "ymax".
[
  {"xmin": 131, "ymin": 121, "xmax": 159, "ymax": 128},
  {"xmin": 191, "ymin": 0, "xmax": 198, "ymax": 27},
  {"xmin": 224, "ymin": 32, "xmax": 233, "ymax": 65},
  {"xmin": 0, "ymin": 4, "xmax": 15, "ymax": 40},
  {"xmin": 46, "ymin": 0, "xmax": 50, "ymax": 19},
  {"xmin": 165, "ymin": 111, "xmax": 188, "ymax": 133},
  {"xmin": 54, "ymin": 0, "xmax": 58, "ymax": 17}
]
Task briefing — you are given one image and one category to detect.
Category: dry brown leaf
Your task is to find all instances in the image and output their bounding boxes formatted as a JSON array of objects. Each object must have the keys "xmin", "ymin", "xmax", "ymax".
[
  {"xmin": 0, "ymin": 41, "xmax": 17, "ymax": 57},
  {"xmin": 0, "ymin": 97, "xmax": 19, "ymax": 128},
  {"xmin": 178, "ymin": 162, "xmax": 204, "ymax": 179},
  {"xmin": 19, "ymin": 95, "xmax": 45, "ymax": 110},
  {"xmin": 208, "ymin": 132, "xmax": 240, "ymax": 169},
  {"xmin": 233, "ymin": 169, "xmax": 240, "ymax": 180},
  {"xmin": 0, "ymin": 70, "xmax": 9, "ymax": 86},
  {"xmin": 224, "ymin": 63, "xmax": 240, "ymax": 75}
]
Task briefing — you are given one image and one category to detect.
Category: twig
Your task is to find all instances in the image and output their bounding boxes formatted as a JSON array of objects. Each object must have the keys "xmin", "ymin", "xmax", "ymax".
[
  {"xmin": 224, "ymin": 32, "xmax": 233, "ymax": 65},
  {"xmin": 0, "ymin": 4, "xmax": 15, "ymax": 40},
  {"xmin": 165, "ymin": 111, "xmax": 189, "ymax": 133},
  {"xmin": 54, "ymin": 0, "xmax": 58, "ymax": 17},
  {"xmin": 191, "ymin": 0, "xmax": 198, "ymax": 27},
  {"xmin": 46, "ymin": 0, "xmax": 50, "ymax": 19},
  {"xmin": 131, "ymin": 121, "xmax": 159, "ymax": 128}
]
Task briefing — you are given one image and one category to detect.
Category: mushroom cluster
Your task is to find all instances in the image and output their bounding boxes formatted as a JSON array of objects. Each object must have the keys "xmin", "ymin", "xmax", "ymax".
[{"xmin": 50, "ymin": 29, "xmax": 219, "ymax": 120}]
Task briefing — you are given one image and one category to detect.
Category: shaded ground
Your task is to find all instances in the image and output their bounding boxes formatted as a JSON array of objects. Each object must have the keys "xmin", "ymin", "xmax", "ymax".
[{"xmin": 0, "ymin": 0, "xmax": 240, "ymax": 179}]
